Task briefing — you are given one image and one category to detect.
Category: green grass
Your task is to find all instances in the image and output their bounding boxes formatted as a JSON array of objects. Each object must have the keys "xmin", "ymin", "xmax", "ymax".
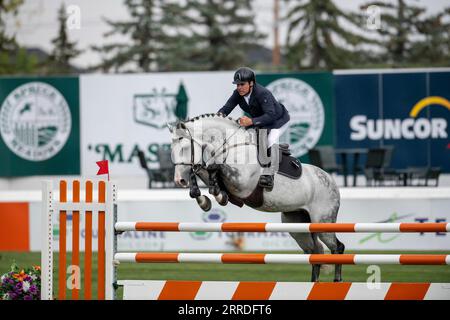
[{"xmin": 1, "ymin": 251, "xmax": 450, "ymax": 299}]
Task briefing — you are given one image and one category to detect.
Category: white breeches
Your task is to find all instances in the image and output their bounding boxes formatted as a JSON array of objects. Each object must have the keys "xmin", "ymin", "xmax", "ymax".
[{"xmin": 268, "ymin": 122, "xmax": 289, "ymax": 147}]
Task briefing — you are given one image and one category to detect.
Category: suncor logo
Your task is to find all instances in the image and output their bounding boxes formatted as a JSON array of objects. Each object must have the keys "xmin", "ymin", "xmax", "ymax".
[{"xmin": 350, "ymin": 96, "xmax": 450, "ymax": 140}]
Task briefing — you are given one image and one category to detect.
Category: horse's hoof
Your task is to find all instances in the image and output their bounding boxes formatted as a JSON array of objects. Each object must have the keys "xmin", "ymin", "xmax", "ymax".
[
  {"xmin": 216, "ymin": 191, "xmax": 228, "ymax": 206},
  {"xmin": 196, "ymin": 195, "xmax": 212, "ymax": 212}
]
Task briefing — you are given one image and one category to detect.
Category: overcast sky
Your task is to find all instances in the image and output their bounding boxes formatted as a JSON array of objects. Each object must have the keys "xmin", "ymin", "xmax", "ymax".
[{"xmin": 6, "ymin": 0, "xmax": 450, "ymax": 68}]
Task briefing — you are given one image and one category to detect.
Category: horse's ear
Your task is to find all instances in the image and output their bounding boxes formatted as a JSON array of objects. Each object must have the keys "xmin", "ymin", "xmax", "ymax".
[
  {"xmin": 176, "ymin": 122, "xmax": 187, "ymax": 130},
  {"xmin": 167, "ymin": 122, "xmax": 174, "ymax": 133}
]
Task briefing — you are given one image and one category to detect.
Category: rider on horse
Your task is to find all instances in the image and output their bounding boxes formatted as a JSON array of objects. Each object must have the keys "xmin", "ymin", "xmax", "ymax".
[{"xmin": 217, "ymin": 67, "xmax": 290, "ymax": 190}]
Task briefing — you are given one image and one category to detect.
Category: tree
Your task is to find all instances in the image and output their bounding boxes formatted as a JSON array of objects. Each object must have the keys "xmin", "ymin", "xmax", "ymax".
[
  {"xmin": 0, "ymin": 0, "xmax": 21, "ymax": 52},
  {"xmin": 92, "ymin": 0, "xmax": 171, "ymax": 73},
  {"xmin": 179, "ymin": 0, "xmax": 265, "ymax": 71},
  {"xmin": 410, "ymin": 7, "xmax": 450, "ymax": 67},
  {"xmin": 0, "ymin": 0, "xmax": 38, "ymax": 75},
  {"xmin": 46, "ymin": 3, "xmax": 81, "ymax": 74},
  {"xmin": 360, "ymin": 0, "xmax": 426, "ymax": 67},
  {"xmin": 155, "ymin": 1, "xmax": 199, "ymax": 71},
  {"xmin": 284, "ymin": 0, "xmax": 380, "ymax": 70}
]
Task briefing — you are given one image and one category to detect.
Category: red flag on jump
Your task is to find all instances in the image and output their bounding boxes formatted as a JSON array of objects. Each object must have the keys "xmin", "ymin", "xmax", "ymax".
[{"xmin": 96, "ymin": 160, "xmax": 109, "ymax": 181}]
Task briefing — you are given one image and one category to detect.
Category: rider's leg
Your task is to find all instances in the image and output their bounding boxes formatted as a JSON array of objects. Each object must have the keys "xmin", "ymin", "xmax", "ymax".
[{"xmin": 259, "ymin": 122, "xmax": 289, "ymax": 190}]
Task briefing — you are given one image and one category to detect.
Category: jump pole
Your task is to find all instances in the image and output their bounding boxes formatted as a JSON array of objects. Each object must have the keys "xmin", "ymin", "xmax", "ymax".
[
  {"xmin": 114, "ymin": 252, "xmax": 450, "ymax": 265},
  {"xmin": 115, "ymin": 222, "xmax": 450, "ymax": 233},
  {"xmin": 117, "ymin": 280, "xmax": 450, "ymax": 300}
]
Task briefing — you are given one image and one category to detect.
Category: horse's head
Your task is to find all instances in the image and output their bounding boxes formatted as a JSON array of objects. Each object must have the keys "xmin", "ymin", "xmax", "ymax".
[
  {"xmin": 168, "ymin": 120, "xmax": 195, "ymax": 187},
  {"xmin": 168, "ymin": 114, "xmax": 246, "ymax": 187}
]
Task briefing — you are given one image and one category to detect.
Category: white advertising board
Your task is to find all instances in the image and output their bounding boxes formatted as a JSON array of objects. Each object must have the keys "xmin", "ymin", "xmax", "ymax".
[
  {"xmin": 24, "ymin": 188, "xmax": 450, "ymax": 252},
  {"xmin": 80, "ymin": 72, "xmax": 244, "ymax": 176}
]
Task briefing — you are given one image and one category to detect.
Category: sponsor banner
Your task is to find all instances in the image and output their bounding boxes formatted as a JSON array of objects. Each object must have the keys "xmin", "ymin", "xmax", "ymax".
[
  {"xmin": 80, "ymin": 72, "xmax": 234, "ymax": 175},
  {"xmin": 335, "ymin": 71, "xmax": 450, "ymax": 171},
  {"xmin": 338, "ymin": 199, "xmax": 450, "ymax": 250},
  {"xmin": 25, "ymin": 194, "xmax": 450, "ymax": 252},
  {"xmin": 258, "ymin": 72, "xmax": 334, "ymax": 160},
  {"xmin": 0, "ymin": 77, "xmax": 80, "ymax": 176},
  {"xmin": 80, "ymin": 72, "xmax": 334, "ymax": 175}
]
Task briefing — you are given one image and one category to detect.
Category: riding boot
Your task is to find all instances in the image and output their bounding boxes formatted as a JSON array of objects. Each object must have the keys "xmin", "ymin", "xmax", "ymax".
[{"xmin": 258, "ymin": 145, "xmax": 279, "ymax": 192}]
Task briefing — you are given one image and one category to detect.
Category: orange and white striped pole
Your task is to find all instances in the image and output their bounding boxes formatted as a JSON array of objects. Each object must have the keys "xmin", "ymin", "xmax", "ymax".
[
  {"xmin": 115, "ymin": 222, "xmax": 450, "ymax": 233},
  {"xmin": 114, "ymin": 252, "xmax": 450, "ymax": 265},
  {"xmin": 118, "ymin": 280, "xmax": 450, "ymax": 300}
]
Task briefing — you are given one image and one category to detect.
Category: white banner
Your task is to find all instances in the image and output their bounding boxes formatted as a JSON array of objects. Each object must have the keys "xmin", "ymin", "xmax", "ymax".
[
  {"xmin": 80, "ymin": 72, "xmax": 244, "ymax": 175},
  {"xmin": 28, "ymin": 189, "xmax": 450, "ymax": 252}
]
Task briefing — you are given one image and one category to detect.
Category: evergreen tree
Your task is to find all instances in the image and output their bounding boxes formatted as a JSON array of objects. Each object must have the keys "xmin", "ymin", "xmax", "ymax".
[
  {"xmin": 93, "ymin": 0, "xmax": 172, "ymax": 73},
  {"xmin": 284, "ymin": 0, "xmax": 378, "ymax": 70},
  {"xmin": 47, "ymin": 3, "xmax": 81, "ymax": 74},
  {"xmin": 0, "ymin": 0, "xmax": 20, "ymax": 53},
  {"xmin": 0, "ymin": 0, "xmax": 38, "ymax": 75},
  {"xmin": 177, "ymin": 0, "xmax": 264, "ymax": 71},
  {"xmin": 156, "ymin": 1, "xmax": 198, "ymax": 71},
  {"xmin": 360, "ymin": 0, "xmax": 426, "ymax": 67},
  {"xmin": 411, "ymin": 7, "xmax": 450, "ymax": 67}
]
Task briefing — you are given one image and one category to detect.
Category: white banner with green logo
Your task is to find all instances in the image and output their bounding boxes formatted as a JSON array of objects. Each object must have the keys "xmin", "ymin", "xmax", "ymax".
[
  {"xmin": 80, "ymin": 72, "xmax": 237, "ymax": 175},
  {"xmin": 80, "ymin": 72, "xmax": 334, "ymax": 176}
]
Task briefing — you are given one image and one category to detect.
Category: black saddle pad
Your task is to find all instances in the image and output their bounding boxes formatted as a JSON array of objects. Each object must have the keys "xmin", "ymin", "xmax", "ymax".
[
  {"xmin": 277, "ymin": 153, "xmax": 302, "ymax": 179},
  {"xmin": 257, "ymin": 142, "xmax": 303, "ymax": 180}
]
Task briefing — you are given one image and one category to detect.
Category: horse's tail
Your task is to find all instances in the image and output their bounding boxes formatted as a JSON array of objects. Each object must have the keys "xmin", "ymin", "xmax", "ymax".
[{"xmin": 321, "ymin": 264, "xmax": 333, "ymax": 274}]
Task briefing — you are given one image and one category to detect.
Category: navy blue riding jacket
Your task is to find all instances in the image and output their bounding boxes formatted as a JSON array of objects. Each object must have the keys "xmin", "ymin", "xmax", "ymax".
[{"xmin": 218, "ymin": 83, "xmax": 290, "ymax": 129}]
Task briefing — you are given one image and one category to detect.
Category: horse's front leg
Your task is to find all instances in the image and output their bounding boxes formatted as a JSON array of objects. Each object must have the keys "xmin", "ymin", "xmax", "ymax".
[
  {"xmin": 189, "ymin": 169, "xmax": 212, "ymax": 211},
  {"xmin": 207, "ymin": 165, "xmax": 228, "ymax": 206}
]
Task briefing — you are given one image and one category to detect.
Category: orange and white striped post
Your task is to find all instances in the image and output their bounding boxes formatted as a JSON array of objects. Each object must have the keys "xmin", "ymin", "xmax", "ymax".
[
  {"xmin": 40, "ymin": 180, "xmax": 117, "ymax": 300},
  {"xmin": 84, "ymin": 181, "xmax": 93, "ymax": 300}
]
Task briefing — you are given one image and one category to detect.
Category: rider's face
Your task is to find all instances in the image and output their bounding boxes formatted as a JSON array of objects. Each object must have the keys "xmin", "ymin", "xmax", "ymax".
[{"xmin": 236, "ymin": 81, "xmax": 252, "ymax": 96}]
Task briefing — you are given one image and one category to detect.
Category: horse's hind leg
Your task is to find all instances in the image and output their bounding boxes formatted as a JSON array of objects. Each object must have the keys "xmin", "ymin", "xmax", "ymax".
[
  {"xmin": 282, "ymin": 211, "xmax": 324, "ymax": 282},
  {"xmin": 317, "ymin": 233, "xmax": 345, "ymax": 282}
]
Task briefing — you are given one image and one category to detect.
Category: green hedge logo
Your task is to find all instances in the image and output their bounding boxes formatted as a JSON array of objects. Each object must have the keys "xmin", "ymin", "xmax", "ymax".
[
  {"xmin": 0, "ymin": 82, "xmax": 72, "ymax": 161},
  {"xmin": 133, "ymin": 82, "xmax": 189, "ymax": 129},
  {"xmin": 266, "ymin": 78, "xmax": 325, "ymax": 157}
]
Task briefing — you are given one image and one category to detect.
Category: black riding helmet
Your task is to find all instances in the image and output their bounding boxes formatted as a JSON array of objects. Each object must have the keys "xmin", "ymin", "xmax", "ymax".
[{"xmin": 232, "ymin": 67, "xmax": 256, "ymax": 84}]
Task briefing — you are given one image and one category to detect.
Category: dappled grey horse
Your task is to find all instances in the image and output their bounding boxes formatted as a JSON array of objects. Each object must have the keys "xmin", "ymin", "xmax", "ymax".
[{"xmin": 168, "ymin": 113, "xmax": 345, "ymax": 282}]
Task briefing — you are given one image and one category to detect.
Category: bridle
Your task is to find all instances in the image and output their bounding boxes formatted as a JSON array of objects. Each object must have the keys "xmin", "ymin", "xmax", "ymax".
[{"xmin": 172, "ymin": 124, "xmax": 256, "ymax": 173}]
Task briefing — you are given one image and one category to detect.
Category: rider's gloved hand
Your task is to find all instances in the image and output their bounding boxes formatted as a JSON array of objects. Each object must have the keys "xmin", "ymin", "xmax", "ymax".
[{"xmin": 238, "ymin": 116, "xmax": 253, "ymax": 127}]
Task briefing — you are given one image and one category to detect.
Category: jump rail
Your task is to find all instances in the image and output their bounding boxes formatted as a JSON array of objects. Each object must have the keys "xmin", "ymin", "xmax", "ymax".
[
  {"xmin": 114, "ymin": 253, "xmax": 450, "ymax": 265},
  {"xmin": 115, "ymin": 222, "xmax": 450, "ymax": 233},
  {"xmin": 118, "ymin": 280, "xmax": 450, "ymax": 300}
]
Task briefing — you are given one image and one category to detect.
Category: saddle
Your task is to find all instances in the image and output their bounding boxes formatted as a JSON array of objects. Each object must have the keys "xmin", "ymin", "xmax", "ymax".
[
  {"xmin": 216, "ymin": 142, "xmax": 302, "ymax": 209},
  {"xmin": 264, "ymin": 143, "xmax": 302, "ymax": 180},
  {"xmin": 254, "ymin": 128, "xmax": 302, "ymax": 180}
]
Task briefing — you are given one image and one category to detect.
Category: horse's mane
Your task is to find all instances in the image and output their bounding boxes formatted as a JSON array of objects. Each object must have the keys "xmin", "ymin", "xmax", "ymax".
[{"xmin": 186, "ymin": 113, "xmax": 240, "ymax": 128}]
